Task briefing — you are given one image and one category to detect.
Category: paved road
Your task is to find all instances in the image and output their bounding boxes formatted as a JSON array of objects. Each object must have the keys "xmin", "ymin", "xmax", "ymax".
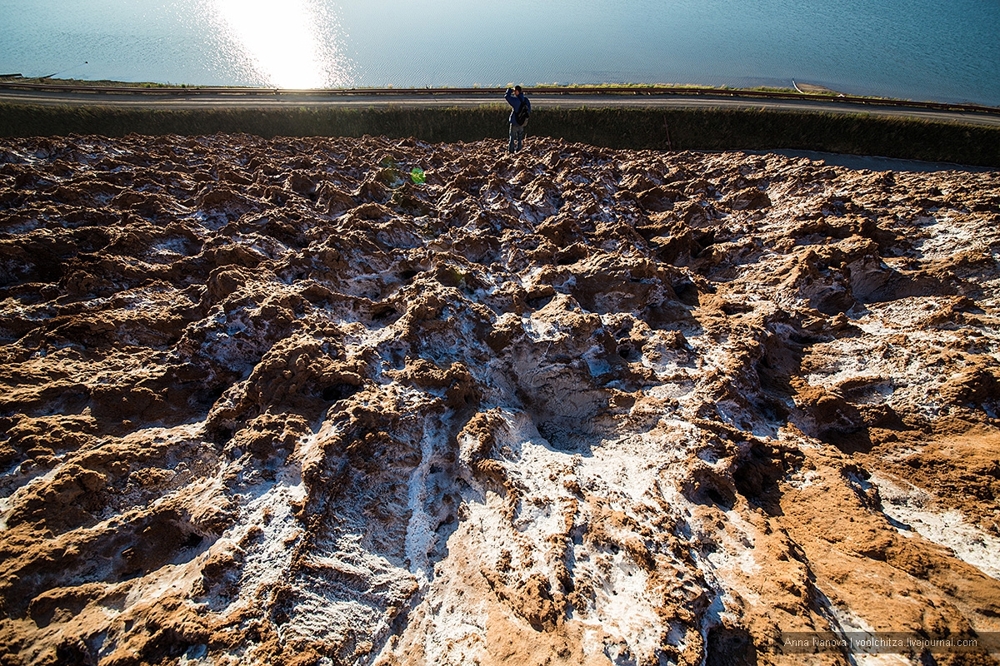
[{"xmin": 2, "ymin": 86, "xmax": 1000, "ymax": 127}]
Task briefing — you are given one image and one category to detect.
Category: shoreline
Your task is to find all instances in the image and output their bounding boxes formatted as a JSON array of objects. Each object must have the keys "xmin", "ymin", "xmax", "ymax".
[{"xmin": 2, "ymin": 75, "xmax": 996, "ymax": 114}]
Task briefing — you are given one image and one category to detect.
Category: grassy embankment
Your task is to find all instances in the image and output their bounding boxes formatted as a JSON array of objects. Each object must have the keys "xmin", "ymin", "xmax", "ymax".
[{"xmin": 1, "ymin": 102, "xmax": 998, "ymax": 166}]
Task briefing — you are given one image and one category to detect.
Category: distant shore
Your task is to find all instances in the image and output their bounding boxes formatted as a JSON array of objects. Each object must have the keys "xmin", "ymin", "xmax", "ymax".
[{"xmin": 2, "ymin": 75, "xmax": 993, "ymax": 111}]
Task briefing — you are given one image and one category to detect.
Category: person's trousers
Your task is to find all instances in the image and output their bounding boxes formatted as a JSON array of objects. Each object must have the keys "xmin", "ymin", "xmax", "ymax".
[{"xmin": 508, "ymin": 123, "xmax": 525, "ymax": 153}]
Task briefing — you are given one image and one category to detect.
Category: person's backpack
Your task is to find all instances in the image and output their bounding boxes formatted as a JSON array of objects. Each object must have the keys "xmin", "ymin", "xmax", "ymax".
[{"xmin": 515, "ymin": 100, "xmax": 530, "ymax": 126}]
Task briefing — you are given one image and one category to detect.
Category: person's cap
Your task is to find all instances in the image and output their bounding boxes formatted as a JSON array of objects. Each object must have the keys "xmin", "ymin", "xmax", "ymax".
[{"xmin": 514, "ymin": 85, "xmax": 522, "ymax": 92}]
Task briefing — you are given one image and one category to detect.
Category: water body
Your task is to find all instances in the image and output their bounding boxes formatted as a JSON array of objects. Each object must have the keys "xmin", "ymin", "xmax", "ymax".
[{"xmin": 2, "ymin": 0, "xmax": 999, "ymax": 106}]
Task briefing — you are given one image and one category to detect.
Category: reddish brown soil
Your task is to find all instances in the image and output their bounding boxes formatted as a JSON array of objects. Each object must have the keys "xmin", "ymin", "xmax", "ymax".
[{"xmin": 1, "ymin": 134, "xmax": 998, "ymax": 665}]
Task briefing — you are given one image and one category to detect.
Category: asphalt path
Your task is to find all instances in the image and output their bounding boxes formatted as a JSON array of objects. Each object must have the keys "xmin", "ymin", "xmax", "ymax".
[{"xmin": 2, "ymin": 86, "xmax": 1000, "ymax": 128}]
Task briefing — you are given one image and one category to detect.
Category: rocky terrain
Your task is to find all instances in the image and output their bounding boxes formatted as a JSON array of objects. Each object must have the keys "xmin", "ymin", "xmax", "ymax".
[{"xmin": 1, "ymin": 133, "xmax": 999, "ymax": 666}]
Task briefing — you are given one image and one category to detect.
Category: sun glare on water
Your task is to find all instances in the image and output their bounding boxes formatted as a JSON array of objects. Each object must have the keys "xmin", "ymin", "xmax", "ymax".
[{"xmin": 213, "ymin": 0, "xmax": 351, "ymax": 88}]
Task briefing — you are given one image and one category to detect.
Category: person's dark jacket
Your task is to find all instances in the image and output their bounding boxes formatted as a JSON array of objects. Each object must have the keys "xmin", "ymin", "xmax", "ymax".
[{"xmin": 505, "ymin": 89, "xmax": 531, "ymax": 126}]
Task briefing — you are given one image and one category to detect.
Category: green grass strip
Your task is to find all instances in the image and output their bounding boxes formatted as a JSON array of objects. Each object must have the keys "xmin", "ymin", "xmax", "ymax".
[{"xmin": 1, "ymin": 103, "xmax": 998, "ymax": 166}]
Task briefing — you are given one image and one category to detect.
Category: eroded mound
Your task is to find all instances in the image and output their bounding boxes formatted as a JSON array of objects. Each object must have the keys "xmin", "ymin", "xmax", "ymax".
[{"xmin": 1, "ymin": 134, "xmax": 999, "ymax": 666}]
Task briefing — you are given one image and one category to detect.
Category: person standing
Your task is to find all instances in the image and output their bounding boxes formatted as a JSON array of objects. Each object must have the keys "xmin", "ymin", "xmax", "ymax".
[{"xmin": 505, "ymin": 85, "xmax": 531, "ymax": 153}]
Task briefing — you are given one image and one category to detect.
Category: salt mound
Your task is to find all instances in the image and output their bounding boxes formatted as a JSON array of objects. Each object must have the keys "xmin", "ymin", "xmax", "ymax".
[{"xmin": 1, "ymin": 134, "xmax": 999, "ymax": 665}]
